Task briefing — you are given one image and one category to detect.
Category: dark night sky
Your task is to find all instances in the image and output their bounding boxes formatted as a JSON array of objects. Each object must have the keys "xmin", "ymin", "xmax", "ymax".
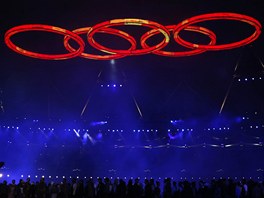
[{"xmin": 1, "ymin": 0, "xmax": 264, "ymax": 123}]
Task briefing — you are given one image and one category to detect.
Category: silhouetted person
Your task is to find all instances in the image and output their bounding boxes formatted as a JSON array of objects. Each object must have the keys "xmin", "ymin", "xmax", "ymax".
[
  {"xmin": 8, "ymin": 179, "xmax": 17, "ymax": 198},
  {"xmin": 163, "ymin": 178, "xmax": 172, "ymax": 198},
  {"xmin": 85, "ymin": 179, "xmax": 95, "ymax": 198},
  {"xmin": 154, "ymin": 181, "xmax": 161, "ymax": 198},
  {"xmin": 133, "ymin": 178, "xmax": 143, "ymax": 198},
  {"xmin": 116, "ymin": 179, "xmax": 126, "ymax": 198},
  {"xmin": 0, "ymin": 180, "xmax": 8, "ymax": 198},
  {"xmin": 126, "ymin": 179, "xmax": 134, "ymax": 198},
  {"xmin": 144, "ymin": 179, "xmax": 153, "ymax": 198}
]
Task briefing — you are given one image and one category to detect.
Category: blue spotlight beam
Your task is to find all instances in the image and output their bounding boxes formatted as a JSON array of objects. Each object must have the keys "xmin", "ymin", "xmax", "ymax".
[
  {"xmin": 219, "ymin": 53, "xmax": 242, "ymax": 114},
  {"xmin": 80, "ymin": 96, "xmax": 91, "ymax": 117},
  {"xmin": 73, "ymin": 129, "xmax": 80, "ymax": 138},
  {"xmin": 133, "ymin": 97, "xmax": 143, "ymax": 118}
]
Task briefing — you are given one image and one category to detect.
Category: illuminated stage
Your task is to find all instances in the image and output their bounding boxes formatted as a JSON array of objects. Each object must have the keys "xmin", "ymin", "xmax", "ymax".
[{"xmin": 0, "ymin": 0, "xmax": 264, "ymax": 184}]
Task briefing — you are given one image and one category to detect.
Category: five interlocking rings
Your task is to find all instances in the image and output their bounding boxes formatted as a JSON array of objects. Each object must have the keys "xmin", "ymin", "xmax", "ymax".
[{"xmin": 4, "ymin": 13, "xmax": 262, "ymax": 60}]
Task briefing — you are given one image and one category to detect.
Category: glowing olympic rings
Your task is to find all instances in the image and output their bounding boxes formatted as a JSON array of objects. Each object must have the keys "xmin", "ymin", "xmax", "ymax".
[
  {"xmin": 64, "ymin": 27, "xmax": 137, "ymax": 60},
  {"xmin": 4, "ymin": 24, "xmax": 85, "ymax": 60},
  {"xmin": 174, "ymin": 12, "xmax": 262, "ymax": 50},
  {"xmin": 141, "ymin": 25, "xmax": 217, "ymax": 57},
  {"xmin": 87, "ymin": 18, "xmax": 170, "ymax": 55},
  {"xmin": 4, "ymin": 13, "xmax": 262, "ymax": 60}
]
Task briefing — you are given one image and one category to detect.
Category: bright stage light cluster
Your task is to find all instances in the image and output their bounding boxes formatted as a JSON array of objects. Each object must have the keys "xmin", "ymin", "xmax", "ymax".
[
  {"xmin": 100, "ymin": 84, "xmax": 123, "ymax": 88},
  {"xmin": 4, "ymin": 13, "xmax": 262, "ymax": 60},
  {"xmin": 237, "ymin": 76, "xmax": 263, "ymax": 82},
  {"xmin": 2, "ymin": 174, "xmax": 262, "ymax": 182}
]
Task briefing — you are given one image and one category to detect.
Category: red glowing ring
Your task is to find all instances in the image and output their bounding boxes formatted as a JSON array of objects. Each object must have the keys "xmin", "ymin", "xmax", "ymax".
[
  {"xmin": 64, "ymin": 27, "xmax": 137, "ymax": 60},
  {"xmin": 87, "ymin": 18, "xmax": 170, "ymax": 55},
  {"xmin": 174, "ymin": 13, "xmax": 262, "ymax": 50},
  {"xmin": 141, "ymin": 25, "xmax": 217, "ymax": 57},
  {"xmin": 4, "ymin": 24, "xmax": 85, "ymax": 60}
]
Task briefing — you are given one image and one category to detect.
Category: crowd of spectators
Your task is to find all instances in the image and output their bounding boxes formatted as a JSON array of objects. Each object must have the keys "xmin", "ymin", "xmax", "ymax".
[{"xmin": 0, "ymin": 177, "xmax": 264, "ymax": 198}]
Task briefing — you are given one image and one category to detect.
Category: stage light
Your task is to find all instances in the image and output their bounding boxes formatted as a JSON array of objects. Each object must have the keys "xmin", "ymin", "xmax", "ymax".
[
  {"xmin": 73, "ymin": 129, "xmax": 80, "ymax": 138},
  {"xmin": 28, "ymin": 175, "xmax": 30, "ymax": 178},
  {"xmin": 7, "ymin": 175, "xmax": 10, "ymax": 177},
  {"xmin": 49, "ymin": 176, "xmax": 51, "ymax": 178},
  {"xmin": 0, "ymin": 174, "xmax": 3, "ymax": 178},
  {"xmin": 96, "ymin": 132, "xmax": 103, "ymax": 139}
]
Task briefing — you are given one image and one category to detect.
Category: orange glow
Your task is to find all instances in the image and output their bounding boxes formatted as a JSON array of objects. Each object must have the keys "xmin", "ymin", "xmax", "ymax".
[
  {"xmin": 141, "ymin": 25, "xmax": 216, "ymax": 57},
  {"xmin": 87, "ymin": 18, "xmax": 170, "ymax": 55},
  {"xmin": 5, "ymin": 24, "xmax": 84, "ymax": 60},
  {"xmin": 64, "ymin": 27, "xmax": 136, "ymax": 60},
  {"xmin": 4, "ymin": 13, "xmax": 262, "ymax": 60},
  {"xmin": 174, "ymin": 12, "xmax": 262, "ymax": 50}
]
